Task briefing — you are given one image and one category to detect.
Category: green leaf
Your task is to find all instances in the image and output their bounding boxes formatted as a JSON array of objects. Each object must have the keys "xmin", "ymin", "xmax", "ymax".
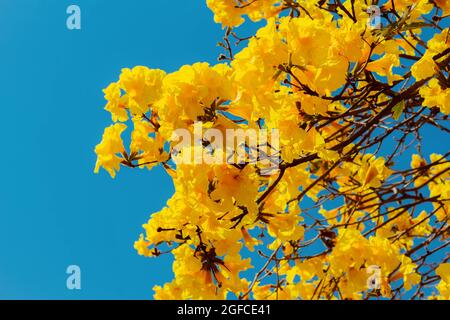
[
  {"xmin": 401, "ymin": 22, "xmax": 433, "ymax": 31},
  {"xmin": 392, "ymin": 100, "xmax": 405, "ymax": 120}
]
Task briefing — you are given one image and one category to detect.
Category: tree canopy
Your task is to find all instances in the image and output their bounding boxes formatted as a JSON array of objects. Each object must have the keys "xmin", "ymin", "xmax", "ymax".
[{"xmin": 95, "ymin": 0, "xmax": 450, "ymax": 300}]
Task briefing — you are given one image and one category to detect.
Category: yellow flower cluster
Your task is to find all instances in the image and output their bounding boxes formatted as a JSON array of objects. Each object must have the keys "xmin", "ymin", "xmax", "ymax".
[
  {"xmin": 435, "ymin": 264, "xmax": 450, "ymax": 299},
  {"xmin": 94, "ymin": 0, "xmax": 450, "ymax": 299},
  {"xmin": 411, "ymin": 154, "xmax": 450, "ymax": 222},
  {"xmin": 412, "ymin": 28, "xmax": 450, "ymax": 114},
  {"xmin": 206, "ymin": 0, "xmax": 282, "ymax": 28},
  {"xmin": 253, "ymin": 229, "xmax": 421, "ymax": 300},
  {"xmin": 94, "ymin": 123, "xmax": 126, "ymax": 178}
]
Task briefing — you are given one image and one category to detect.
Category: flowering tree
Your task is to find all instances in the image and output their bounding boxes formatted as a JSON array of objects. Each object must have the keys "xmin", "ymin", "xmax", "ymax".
[{"xmin": 95, "ymin": 0, "xmax": 450, "ymax": 300}]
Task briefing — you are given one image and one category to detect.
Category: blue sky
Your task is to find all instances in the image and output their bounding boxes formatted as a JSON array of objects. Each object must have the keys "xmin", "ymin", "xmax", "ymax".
[
  {"xmin": 0, "ymin": 0, "xmax": 243, "ymax": 299},
  {"xmin": 0, "ymin": 0, "xmax": 448, "ymax": 300}
]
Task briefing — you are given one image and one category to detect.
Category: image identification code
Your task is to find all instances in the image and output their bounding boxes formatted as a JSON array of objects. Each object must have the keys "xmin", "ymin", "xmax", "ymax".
[{"xmin": 177, "ymin": 304, "xmax": 271, "ymax": 318}]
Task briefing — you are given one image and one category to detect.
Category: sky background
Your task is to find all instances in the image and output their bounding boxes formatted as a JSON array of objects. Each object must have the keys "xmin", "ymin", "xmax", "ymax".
[
  {"xmin": 0, "ymin": 0, "xmax": 240, "ymax": 299},
  {"xmin": 0, "ymin": 0, "xmax": 448, "ymax": 300}
]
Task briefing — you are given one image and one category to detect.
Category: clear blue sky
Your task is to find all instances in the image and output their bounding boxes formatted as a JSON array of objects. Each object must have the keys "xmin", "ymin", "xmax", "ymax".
[
  {"xmin": 0, "ymin": 0, "xmax": 448, "ymax": 300},
  {"xmin": 0, "ymin": 0, "xmax": 243, "ymax": 299}
]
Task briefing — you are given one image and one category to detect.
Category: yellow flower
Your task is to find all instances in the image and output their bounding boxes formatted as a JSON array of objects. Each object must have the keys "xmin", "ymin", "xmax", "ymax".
[
  {"xmin": 103, "ymin": 82, "xmax": 128, "ymax": 122},
  {"xmin": 206, "ymin": 0, "xmax": 281, "ymax": 28},
  {"xmin": 267, "ymin": 212, "xmax": 304, "ymax": 242},
  {"xmin": 366, "ymin": 54, "xmax": 403, "ymax": 85},
  {"xmin": 119, "ymin": 66, "xmax": 165, "ymax": 115},
  {"xmin": 134, "ymin": 234, "xmax": 150, "ymax": 257},
  {"xmin": 130, "ymin": 118, "xmax": 169, "ymax": 169},
  {"xmin": 419, "ymin": 78, "xmax": 450, "ymax": 114},
  {"xmin": 436, "ymin": 263, "xmax": 450, "ymax": 299},
  {"xmin": 411, "ymin": 54, "xmax": 436, "ymax": 81},
  {"xmin": 435, "ymin": 0, "xmax": 450, "ymax": 16},
  {"xmin": 156, "ymin": 62, "xmax": 234, "ymax": 139},
  {"xmin": 94, "ymin": 123, "xmax": 127, "ymax": 178}
]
